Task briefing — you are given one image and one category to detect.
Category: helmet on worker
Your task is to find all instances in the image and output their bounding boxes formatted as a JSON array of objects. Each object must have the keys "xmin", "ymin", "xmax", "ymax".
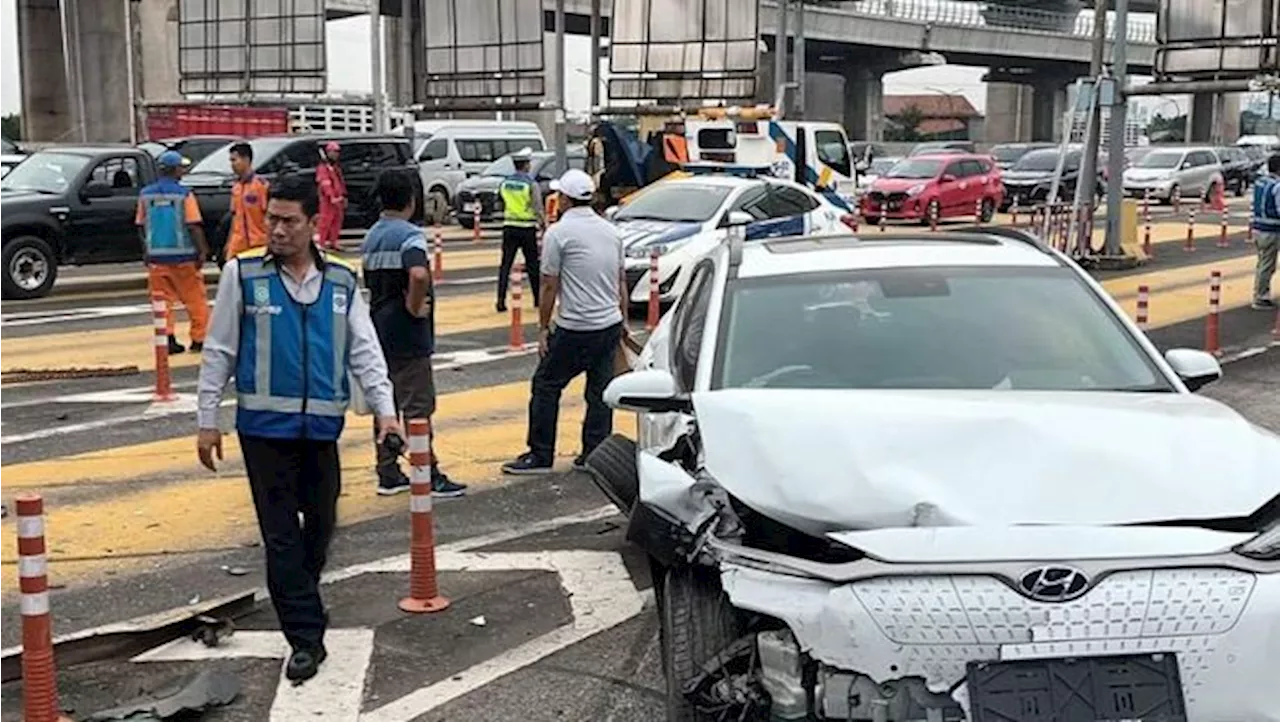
[{"xmin": 512, "ymin": 146, "xmax": 535, "ymax": 171}]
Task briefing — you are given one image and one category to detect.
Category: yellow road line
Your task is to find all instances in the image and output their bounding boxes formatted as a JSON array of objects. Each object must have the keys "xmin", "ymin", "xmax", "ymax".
[
  {"xmin": 1103, "ymin": 255, "xmax": 1256, "ymax": 300},
  {"xmin": 0, "ymin": 288, "xmax": 530, "ymax": 373},
  {"xmin": 0, "ymin": 380, "xmax": 635, "ymax": 592}
]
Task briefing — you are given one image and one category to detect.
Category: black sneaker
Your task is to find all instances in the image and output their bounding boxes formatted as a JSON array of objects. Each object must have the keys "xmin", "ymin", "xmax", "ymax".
[
  {"xmin": 432, "ymin": 471, "xmax": 468, "ymax": 498},
  {"xmin": 376, "ymin": 472, "xmax": 412, "ymax": 496},
  {"xmin": 501, "ymin": 452, "xmax": 553, "ymax": 475},
  {"xmin": 285, "ymin": 645, "xmax": 327, "ymax": 683},
  {"xmin": 189, "ymin": 341, "xmax": 204, "ymax": 352},
  {"xmin": 572, "ymin": 454, "xmax": 589, "ymax": 471},
  {"xmin": 1252, "ymin": 298, "xmax": 1277, "ymax": 310},
  {"xmin": 167, "ymin": 335, "xmax": 186, "ymax": 355},
  {"xmin": 496, "ymin": 300, "xmax": 508, "ymax": 313}
]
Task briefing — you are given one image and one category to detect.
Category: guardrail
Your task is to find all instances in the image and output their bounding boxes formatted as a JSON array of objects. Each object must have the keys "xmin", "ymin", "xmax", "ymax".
[{"xmin": 849, "ymin": 0, "xmax": 1158, "ymax": 45}]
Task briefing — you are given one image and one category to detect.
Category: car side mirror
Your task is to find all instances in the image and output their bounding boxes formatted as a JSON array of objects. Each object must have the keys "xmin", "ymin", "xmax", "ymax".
[
  {"xmin": 1164, "ymin": 348, "xmax": 1222, "ymax": 392},
  {"xmin": 604, "ymin": 369, "xmax": 691, "ymax": 413},
  {"xmin": 604, "ymin": 205, "xmax": 620, "ymax": 220},
  {"xmin": 81, "ymin": 181, "xmax": 113, "ymax": 200},
  {"xmin": 721, "ymin": 210, "xmax": 754, "ymax": 228},
  {"xmin": 941, "ymin": 174, "xmax": 957, "ymax": 183}
]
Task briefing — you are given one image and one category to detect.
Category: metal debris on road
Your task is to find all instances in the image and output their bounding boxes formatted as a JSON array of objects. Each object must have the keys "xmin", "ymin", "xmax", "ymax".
[
  {"xmin": 219, "ymin": 565, "xmax": 249, "ymax": 577},
  {"xmin": 1, "ymin": 366, "xmax": 141, "ymax": 383},
  {"xmin": 469, "ymin": 616, "xmax": 487, "ymax": 627},
  {"xmin": 85, "ymin": 669, "xmax": 241, "ymax": 720},
  {"xmin": 190, "ymin": 615, "xmax": 235, "ymax": 648}
]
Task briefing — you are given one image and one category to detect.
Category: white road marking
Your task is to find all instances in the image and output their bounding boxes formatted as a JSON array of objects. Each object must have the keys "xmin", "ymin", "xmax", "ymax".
[
  {"xmin": 359, "ymin": 550, "xmax": 647, "ymax": 722},
  {"xmin": 131, "ymin": 629, "xmax": 376, "ymax": 722},
  {"xmin": 0, "ymin": 344, "xmax": 537, "ymax": 444}
]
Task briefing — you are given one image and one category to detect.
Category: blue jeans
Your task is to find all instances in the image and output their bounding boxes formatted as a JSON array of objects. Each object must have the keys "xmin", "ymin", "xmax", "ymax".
[{"xmin": 526, "ymin": 323, "xmax": 623, "ymax": 463}]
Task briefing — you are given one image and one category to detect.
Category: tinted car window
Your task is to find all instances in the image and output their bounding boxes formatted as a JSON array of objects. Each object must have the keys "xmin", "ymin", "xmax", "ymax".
[
  {"xmin": 263, "ymin": 141, "xmax": 320, "ymax": 173},
  {"xmin": 815, "ymin": 130, "xmax": 851, "ymax": 178},
  {"xmin": 943, "ymin": 161, "xmax": 965, "ymax": 178},
  {"xmin": 959, "ymin": 160, "xmax": 984, "ymax": 177},
  {"xmin": 766, "ymin": 186, "xmax": 820, "ymax": 216},
  {"xmin": 728, "ymin": 185, "xmax": 771, "ymax": 221},
  {"xmin": 458, "ymin": 140, "xmax": 497, "ymax": 162},
  {"xmin": 342, "ymin": 142, "xmax": 401, "ymax": 168},
  {"xmin": 673, "ymin": 262, "xmax": 715, "ymax": 391},
  {"xmin": 420, "ymin": 138, "xmax": 448, "ymax": 161},
  {"xmin": 89, "ymin": 157, "xmax": 141, "ymax": 194}
]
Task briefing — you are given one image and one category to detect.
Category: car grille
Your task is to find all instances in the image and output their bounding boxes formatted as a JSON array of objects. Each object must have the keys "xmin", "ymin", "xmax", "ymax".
[{"xmin": 625, "ymin": 267, "xmax": 646, "ymax": 292}]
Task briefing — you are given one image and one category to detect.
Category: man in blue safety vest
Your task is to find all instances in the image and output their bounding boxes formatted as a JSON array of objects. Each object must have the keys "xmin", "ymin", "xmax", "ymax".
[
  {"xmin": 1251, "ymin": 153, "xmax": 1280, "ymax": 310},
  {"xmin": 195, "ymin": 174, "xmax": 402, "ymax": 683},
  {"xmin": 496, "ymin": 147, "xmax": 545, "ymax": 312}
]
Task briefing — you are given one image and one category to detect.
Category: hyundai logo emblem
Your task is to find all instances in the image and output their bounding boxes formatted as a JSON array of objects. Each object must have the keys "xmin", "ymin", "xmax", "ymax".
[{"xmin": 1017, "ymin": 565, "xmax": 1091, "ymax": 602}]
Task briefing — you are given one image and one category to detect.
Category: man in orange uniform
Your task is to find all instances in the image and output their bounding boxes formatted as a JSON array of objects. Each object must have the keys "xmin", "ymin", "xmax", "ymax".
[
  {"xmin": 224, "ymin": 142, "xmax": 270, "ymax": 259},
  {"xmin": 316, "ymin": 141, "xmax": 347, "ymax": 250},
  {"xmin": 136, "ymin": 151, "xmax": 211, "ymax": 354}
]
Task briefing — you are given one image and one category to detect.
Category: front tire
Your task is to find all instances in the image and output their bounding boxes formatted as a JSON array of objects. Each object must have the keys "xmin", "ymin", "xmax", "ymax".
[
  {"xmin": 661, "ymin": 565, "xmax": 743, "ymax": 722},
  {"xmin": 979, "ymin": 197, "xmax": 996, "ymax": 223},
  {"xmin": 922, "ymin": 199, "xmax": 941, "ymax": 226},
  {"xmin": 2, "ymin": 236, "xmax": 58, "ymax": 300},
  {"xmin": 425, "ymin": 189, "xmax": 450, "ymax": 226},
  {"xmin": 583, "ymin": 434, "xmax": 639, "ymax": 515}
]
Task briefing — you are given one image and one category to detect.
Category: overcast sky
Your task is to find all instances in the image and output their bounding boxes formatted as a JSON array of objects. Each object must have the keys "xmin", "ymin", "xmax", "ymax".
[{"xmin": 1, "ymin": 2, "xmax": 1194, "ymax": 121}]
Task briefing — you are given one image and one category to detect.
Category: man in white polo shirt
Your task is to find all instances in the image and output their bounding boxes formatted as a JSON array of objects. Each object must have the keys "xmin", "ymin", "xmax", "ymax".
[{"xmin": 502, "ymin": 169, "xmax": 630, "ymax": 474}]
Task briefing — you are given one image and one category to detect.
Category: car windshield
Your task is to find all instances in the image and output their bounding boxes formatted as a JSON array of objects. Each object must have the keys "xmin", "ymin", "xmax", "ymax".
[
  {"xmin": 1135, "ymin": 150, "xmax": 1184, "ymax": 169},
  {"xmin": 868, "ymin": 158, "xmax": 897, "ymax": 174},
  {"xmin": 1, "ymin": 152, "xmax": 90, "ymax": 194},
  {"xmin": 714, "ymin": 266, "xmax": 1169, "ymax": 392},
  {"xmin": 884, "ymin": 158, "xmax": 943, "ymax": 179},
  {"xmin": 615, "ymin": 183, "xmax": 733, "ymax": 223},
  {"xmin": 411, "ymin": 133, "xmax": 431, "ymax": 155},
  {"xmin": 992, "ymin": 145, "xmax": 1033, "ymax": 162},
  {"xmin": 482, "ymin": 156, "xmax": 517, "ymax": 176},
  {"xmin": 1012, "ymin": 150, "xmax": 1064, "ymax": 172},
  {"xmin": 187, "ymin": 137, "xmax": 294, "ymax": 175},
  {"xmin": 138, "ymin": 142, "xmax": 166, "ymax": 157}
]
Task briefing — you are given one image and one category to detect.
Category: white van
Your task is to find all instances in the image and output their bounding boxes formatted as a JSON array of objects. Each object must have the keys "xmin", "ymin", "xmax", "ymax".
[
  {"xmin": 681, "ymin": 118, "xmax": 857, "ymax": 210},
  {"xmin": 410, "ymin": 120, "xmax": 547, "ymax": 223}
]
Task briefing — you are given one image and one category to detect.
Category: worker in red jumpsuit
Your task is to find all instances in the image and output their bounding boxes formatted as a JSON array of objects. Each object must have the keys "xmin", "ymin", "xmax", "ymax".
[{"xmin": 316, "ymin": 141, "xmax": 347, "ymax": 250}]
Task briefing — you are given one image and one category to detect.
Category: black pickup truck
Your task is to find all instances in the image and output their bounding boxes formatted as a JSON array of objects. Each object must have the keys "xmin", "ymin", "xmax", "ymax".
[{"xmin": 1, "ymin": 145, "xmax": 159, "ymax": 299}]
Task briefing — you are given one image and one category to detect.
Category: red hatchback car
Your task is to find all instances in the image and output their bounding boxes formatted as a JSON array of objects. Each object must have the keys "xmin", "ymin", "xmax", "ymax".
[{"xmin": 862, "ymin": 153, "xmax": 1005, "ymax": 224}]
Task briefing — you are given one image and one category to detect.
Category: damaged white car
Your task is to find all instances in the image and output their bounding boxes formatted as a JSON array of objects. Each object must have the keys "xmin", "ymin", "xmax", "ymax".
[{"xmin": 583, "ymin": 226, "xmax": 1280, "ymax": 721}]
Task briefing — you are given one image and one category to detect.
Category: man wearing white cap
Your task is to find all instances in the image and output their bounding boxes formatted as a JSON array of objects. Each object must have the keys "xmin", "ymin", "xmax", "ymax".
[
  {"xmin": 503, "ymin": 169, "xmax": 629, "ymax": 474},
  {"xmin": 497, "ymin": 147, "xmax": 546, "ymax": 311}
]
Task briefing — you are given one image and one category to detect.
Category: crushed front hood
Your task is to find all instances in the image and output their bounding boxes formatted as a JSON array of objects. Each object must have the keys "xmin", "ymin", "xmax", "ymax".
[{"xmin": 692, "ymin": 389, "xmax": 1280, "ymax": 535}]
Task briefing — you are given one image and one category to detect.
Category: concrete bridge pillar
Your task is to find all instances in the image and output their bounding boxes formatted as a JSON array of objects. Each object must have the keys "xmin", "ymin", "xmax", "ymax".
[
  {"xmin": 16, "ymin": 0, "xmax": 73, "ymax": 142},
  {"xmin": 1189, "ymin": 92, "xmax": 1241, "ymax": 144},
  {"xmin": 985, "ymin": 83, "xmax": 1035, "ymax": 142},
  {"xmin": 842, "ymin": 66, "xmax": 886, "ymax": 142},
  {"xmin": 1030, "ymin": 76, "xmax": 1071, "ymax": 142}
]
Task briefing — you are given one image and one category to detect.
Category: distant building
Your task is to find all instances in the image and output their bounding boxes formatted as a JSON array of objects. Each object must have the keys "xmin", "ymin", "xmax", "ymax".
[{"xmin": 883, "ymin": 94, "xmax": 984, "ymax": 141}]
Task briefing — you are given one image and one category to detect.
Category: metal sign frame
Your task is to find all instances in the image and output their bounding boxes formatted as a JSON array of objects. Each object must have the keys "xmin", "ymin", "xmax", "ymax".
[
  {"xmin": 178, "ymin": 0, "xmax": 326, "ymax": 96},
  {"xmin": 608, "ymin": 0, "xmax": 761, "ymax": 102},
  {"xmin": 1155, "ymin": 0, "xmax": 1279, "ymax": 78},
  {"xmin": 422, "ymin": 0, "xmax": 547, "ymax": 109}
]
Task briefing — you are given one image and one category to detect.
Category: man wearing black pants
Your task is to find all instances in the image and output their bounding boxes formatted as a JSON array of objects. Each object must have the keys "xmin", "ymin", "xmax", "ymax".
[
  {"xmin": 496, "ymin": 147, "xmax": 545, "ymax": 311},
  {"xmin": 196, "ymin": 175, "xmax": 401, "ymax": 683},
  {"xmin": 503, "ymin": 169, "xmax": 631, "ymax": 474}
]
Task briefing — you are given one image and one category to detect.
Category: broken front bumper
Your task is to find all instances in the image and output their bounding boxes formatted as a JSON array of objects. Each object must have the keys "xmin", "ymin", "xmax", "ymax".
[{"xmin": 717, "ymin": 547, "xmax": 1280, "ymax": 721}]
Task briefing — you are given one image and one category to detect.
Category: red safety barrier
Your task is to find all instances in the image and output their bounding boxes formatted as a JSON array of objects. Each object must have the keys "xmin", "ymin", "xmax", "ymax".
[
  {"xmin": 850, "ymin": 206, "xmax": 860, "ymax": 233},
  {"xmin": 398, "ymin": 420, "xmax": 450, "ymax": 614},
  {"xmin": 151, "ymin": 293, "xmax": 177, "ymax": 402},
  {"xmin": 472, "ymin": 207, "xmax": 481, "ymax": 243},
  {"xmin": 17, "ymin": 494, "xmax": 62, "ymax": 722},
  {"xmin": 1184, "ymin": 207, "xmax": 1197, "ymax": 252},
  {"xmin": 433, "ymin": 223, "xmax": 444, "ymax": 282},
  {"xmin": 974, "ymin": 197, "xmax": 984, "ymax": 225},
  {"xmin": 929, "ymin": 205, "xmax": 939, "ymax": 232},
  {"xmin": 646, "ymin": 247, "xmax": 661, "ymax": 331},
  {"xmin": 1205, "ymin": 270, "xmax": 1222, "ymax": 357},
  {"xmin": 1135, "ymin": 284, "xmax": 1150, "ymax": 331},
  {"xmin": 509, "ymin": 263, "xmax": 525, "ymax": 350}
]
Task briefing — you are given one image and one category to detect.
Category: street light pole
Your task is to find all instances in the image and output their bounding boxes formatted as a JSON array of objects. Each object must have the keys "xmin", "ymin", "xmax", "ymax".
[
  {"xmin": 794, "ymin": 0, "xmax": 806, "ymax": 119},
  {"xmin": 590, "ymin": 0, "xmax": 602, "ymax": 112},
  {"xmin": 370, "ymin": 0, "xmax": 386, "ymax": 133},
  {"xmin": 1076, "ymin": 0, "xmax": 1109, "ymax": 245},
  {"xmin": 774, "ymin": 0, "xmax": 789, "ymax": 115},
  {"xmin": 1104, "ymin": 0, "xmax": 1129, "ymax": 257},
  {"xmin": 555, "ymin": 0, "xmax": 567, "ymax": 169}
]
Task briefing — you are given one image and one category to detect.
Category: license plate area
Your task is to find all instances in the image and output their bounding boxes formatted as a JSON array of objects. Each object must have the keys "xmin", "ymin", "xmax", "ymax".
[
  {"xmin": 463, "ymin": 202, "xmax": 480, "ymax": 212},
  {"xmin": 966, "ymin": 653, "xmax": 1187, "ymax": 722}
]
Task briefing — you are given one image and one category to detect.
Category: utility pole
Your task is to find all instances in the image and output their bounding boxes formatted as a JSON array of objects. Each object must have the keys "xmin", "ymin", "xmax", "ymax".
[
  {"xmin": 774, "ymin": 0, "xmax": 789, "ymax": 114},
  {"xmin": 1104, "ymin": 0, "xmax": 1128, "ymax": 257},
  {"xmin": 794, "ymin": 0, "xmax": 806, "ymax": 119},
  {"xmin": 370, "ymin": 0, "xmax": 386, "ymax": 133},
  {"xmin": 400, "ymin": 0, "xmax": 413, "ymax": 105},
  {"xmin": 1076, "ymin": 0, "xmax": 1108, "ymax": 248},
  {"xmin": 555, "ymin": 0, "xmax": 567, "ymax": 168},
  {"xmin": 590, "ymin": 0, "xmax": 602, "ymax": 112}
]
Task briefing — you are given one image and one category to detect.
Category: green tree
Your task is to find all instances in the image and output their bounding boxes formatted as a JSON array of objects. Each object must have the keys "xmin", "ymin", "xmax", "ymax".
[
  {"xmin": 886, "ymin": 104, "xmax": 925, "ymax": 142},
  {"xmin": 1, "ymin": 114, "xmax": 21, "ymax": 141}
]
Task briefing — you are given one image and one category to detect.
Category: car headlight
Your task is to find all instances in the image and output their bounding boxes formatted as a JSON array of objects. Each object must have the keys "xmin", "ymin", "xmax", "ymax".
[
  {"xmin": 906, "ymin": 183, "xmax": 927, "ymax": 197},
  {"xmin": 1235, "ymin": 519, "xmax": 1280, "ymax": 561}
]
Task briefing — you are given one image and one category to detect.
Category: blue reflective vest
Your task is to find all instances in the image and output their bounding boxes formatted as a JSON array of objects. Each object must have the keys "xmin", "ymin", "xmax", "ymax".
[
  {"xmin": 139, "ymin": 178, "xmax": 197, "ymax": 264},
  {"xmin": 1252, "ymin": 176, "xmax": 1280, "ymax": 234},
  {"xmin": 234, "ymin": 249, "xmax": 360, "ymax": 441}
]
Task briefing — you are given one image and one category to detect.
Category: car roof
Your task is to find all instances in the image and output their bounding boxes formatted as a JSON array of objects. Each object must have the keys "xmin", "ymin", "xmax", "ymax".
[
  {"xmin": 731, "ymin": 230, "xmax": 1060, "ymax": 279},
  {"xmin": 662, "ymin": 174, "xmax": 770, "ymax": 188},
  {"xmin": 31, "ymin": 145, "xmax": 142, "ymax": 155}
]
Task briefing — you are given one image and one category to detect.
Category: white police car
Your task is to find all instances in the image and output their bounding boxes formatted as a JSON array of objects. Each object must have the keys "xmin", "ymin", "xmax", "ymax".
[{"xmin": 608, "ymin": 173, "xmax": 854, "ymax": 307}]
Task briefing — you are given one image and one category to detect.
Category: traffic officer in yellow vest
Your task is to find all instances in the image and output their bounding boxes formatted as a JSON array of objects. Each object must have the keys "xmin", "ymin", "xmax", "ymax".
[
  {"xmin": 195, "ymin": 174, "xmax": 402, "ymax": 684},
  {"xmin": 496, "ymin": 147, "xmax": 545, "ymax": 312}
]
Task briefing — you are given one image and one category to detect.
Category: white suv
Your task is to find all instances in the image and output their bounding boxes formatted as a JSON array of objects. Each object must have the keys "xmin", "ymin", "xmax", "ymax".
[{"xmin": 587, "ymin": 227, "xmax": 1280, "ymax": 721}]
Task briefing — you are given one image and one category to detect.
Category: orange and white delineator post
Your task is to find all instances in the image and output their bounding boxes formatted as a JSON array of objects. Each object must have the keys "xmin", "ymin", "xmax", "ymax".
[
  {"xmin": 1184, "ymin": 206, "xmax": 1197, "ymax": 253},
  {"xmin": 17, "ymin": 493, "xmax": 63, "ymax": 722},
  {"xmin": 433, "ymin": 223, "xmax": 444, "ymax": 282},
  {"xmin": 398, "ymin": 420, "xmax": 450, "ymax": 614},
  {"xmin": 152, "ymin": 292, "xmax": 177, "ymax": 402},
  {"xmin": 1218, "ymin": 206, "xmax": 1231, "ymax": 249},
  {"xmin": 472, "ymin": 207, "xmax": 482, "ymax": 243},
  {"xmin": 1142, "ymin": 190, "xmax": 1154, "ymax": 258},
  {"xmin": 509, "ymin": 263, "xmax": 525, "ymax": 350},
  {"xmin": 1205, "ymin": 270, "xmax": 1223, "ymax": 357},
  {"xmin": 1135, "ymin": 285, "xmax": 1150, "ymax": 332},
  {"xmin": 646, "ymin": 247, "xmax": 661, "ymax": 332}
]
